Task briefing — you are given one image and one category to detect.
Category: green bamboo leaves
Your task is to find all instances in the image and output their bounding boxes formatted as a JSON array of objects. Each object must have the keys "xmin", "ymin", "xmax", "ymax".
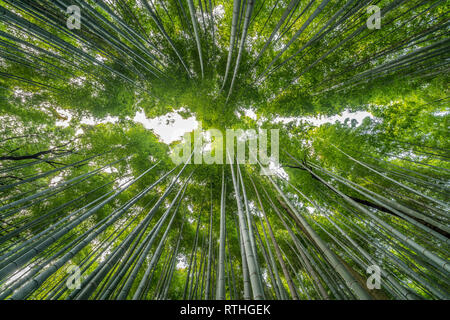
[{"xmin": 0, "ymin": 0, "xmax": 448, "ymax": 301}]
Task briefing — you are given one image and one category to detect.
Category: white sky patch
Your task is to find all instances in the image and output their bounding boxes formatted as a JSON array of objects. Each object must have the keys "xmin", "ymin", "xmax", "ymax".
[
  {"xmin": 104, "ymin": 167, "xmax": 118, "ymax": 174},
  {"xmin": 54, "ymin": 105, "xmax": 370, "ymax": 151},
  {"xmin": 242, "ymin": 108, "xmax": 372, "ymax": 128},
  {"xmin": 272, "ymin": 161, "xmax": 288, "ymax": 179},
  {"xmin": 54, "ymin": 109, "xmax": 120, "ymax": 128},
  {"xmin": 95, "ymin": 54, "xmax": 107, "ymax": 63},
  {"xmin": 52, "ymin": 107, "xmax": 221, "ymax": 152},
  {"xmin": 263, "ymin": 270, "xmax": 271, "ymax": 288},
  {"xmin": 50, "ymin": 175, "xmax": 64, "ymax": 186},
  {"xmin": 80, "ymin": 115, "xmax": 119, "ymax": 125},
  {"xmin": 243, "ymin": 108, "xmax": 257, "ymax": 120},
  {"xmin": 176, "ymin": 254, "xmax": 188, "ymax": 270},
  {"xmin": 202, "ymin": 130, "xmax": 213, "ymax": 152},
  {"xmin": 306, "ymin": 206, "xmax": 315, "ymax": 214},
  {"xmin": 433, "ymin": 110, "xmax": 449, "ymax": 117},
  {"xmin": 55, "ymin": 108, "xmax": 73, "ymax": 127},
  {"xmin": 275, "ymin": 110, "xmax": 373, "ymax": 127},
  {"xmin": 54, "ymin": 108, "xmax": 198, "ymax": 145},
  {"xmin": 75, "ymin": 128, "xmax": 84, "ymax": 136},
  {"xmin": 133, "ymin": 110, "xmax": 198, "ymax": 144},
  {"xmin": 261, "ymin": 160, "xmax": 288, "ymax": 179},
  {"xmin": 115, "ymin": 176, "xmax": 131, "ymax": 189},
  {"xmin": 213, "ymin": 4, "xmax": 225, "ymax": 19},
  {"xmin": 13, "ymin": 88, "xmax": 33, "ymax": 103},
  {"xmin": 68, "ymin": 76, "xmax": 86, "ymax": 86}
]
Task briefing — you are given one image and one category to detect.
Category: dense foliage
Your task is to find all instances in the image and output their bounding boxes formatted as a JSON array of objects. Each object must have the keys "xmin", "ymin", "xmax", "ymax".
[{"xmin": 0, "ymin": 0, "xmax": 448, "ymax": 300}]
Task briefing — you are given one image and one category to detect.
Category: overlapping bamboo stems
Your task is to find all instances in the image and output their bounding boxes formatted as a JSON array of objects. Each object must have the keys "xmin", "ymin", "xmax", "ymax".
[
  {"xmin": 221, "ymin": 0, "xmax": 242, "ymax": 90},
  {"xmin": 0, "ymin": 184, "xmax": 123, "ymax": 293},
  {"xmin": 140, "ymin": 0, "xmax": 192, "ymax": 77},
  {"xmin": 0, "ymin": 156, "xmax": 129, "ymax": 219},
  {"xmin": 110, "ymin": 180, "xmax": 188, "ymax": 300},
  {"xmin": 301, "ymin": 194, "xmax": 406, "ymax": 298},
  {"xmin": 326, "ymin": 143, "xmax": 449, "ymax": 216},
  {"xmin": 199, "ymin": 230, "xmax": 209, "ymax": 299},
  {"xmin": 237, "ymin": 165, "xmax": 264, "ymax": 292},
  {"xmin": 159, "ymin": 220, "xmax": 185, "ymax": 300},
  {"xmin": 258, "ymin": 182, "xmax": 332, "ymax": 299},
  {"xmin": 205, "ymin": 183, "xmax": 214, "ymax": 299},
  {"xmin": 0, "ymin": 30, "xmax": 104, "ymax": 85},
  {"xmin": 0, "ymin": 149, "xmax": 115, "ymax": 193},
  {"xmin": 315, "ymin": 15, "xmax": 450, "ymax": 90},
  {"xmin": 216, "ymin": 167, "xmax": 226, "ymax": 299},
  {"xmin": 325, "ymin": 34, "xmax": 450, "ymax": 92},
  {"xmin": 0, "ymin": 165, "xmax": 151, "ymax": 282},
  {"xmin": 233, "ymin": 210, "xmax": 251, "ymax": 299},
  {"xmin": 273, "ymin": 0, "xmax": 312, "ymax": 45},
  {"xmin": 37, "ymin": 0, "xmax": 161, "ymax": 78},
  {"xmin": 226, "ymin": 0, "xmax": 255, "ymax": 101},
  {"xmin": 49, "ymin": 198, "xmax": 157, "ymax": 300},
  {"xmin": 0, "ymin": 231, "xmax": 80, "ymax": 299},
  {"xmin": 264, "ymin": 168, "xmax": 372, "ymax": 299},
  {"xmin": 285, "ymin": 152, "xmax": 450, "ymax": 275},
  {"xmin": 247, "ymin": 175, "xmax": 298, "ymax": 299},
  {"xmin": 361, "ymin": 152, "xmax": 449, "ymax": 189},
  {"xmin": 63, "ymin": 0, "xmax": 166, "ymax": 74},
  {"xmin": 0, "ymin": 6, "xmax": 135, "ymax": 84},
  {"xmin": 4, "ymin": 162, "xmax": 178, "ymax": 299},
  {"xmin": 265, "ymin": 0, "xmax": 358, "ymax": 78},
  {"xmin": 266, "ymin": 0, "xmax": 407, "ymax": 95},
  {"xmin": 280, "ymin": 205, "xmax": 355, "ymax": 299},
  {"xmin": 285, "ymin": 0, "xmax": 409, "ymax": 88},
  {"xmin": 257, "ymin": 0, "xmax": 332, "ymax": 81},
  {"xmin": 282, "ymin": 241, "xmax": 315, "ymax": 299},
  {"xmin": 251, "ymin": 215, "xmax": 282, "ymax": 299},
  {"xmin": 187, "ymin": 0, "xmax": 204, "ymax": 78},
  {"xmin": 96, "ymin": 198, "xmax": 161, "ymax": 300},
  {"xmin": 156, "ymin": 219, "xmax": 185, "ymax": 300},
  {"xmin": 94, "ymin": 0, "xmax": 168, "ymax": 58},
  {"xmin": 98, "ymin": 173, "xmax": 192, "ymax": 300},
  {"xmin": 183, "ymin": 206, "xmax": 202, "ymax": 298},
  {"xmin": 192, "ymin": 227, "xmax": 207, "ymax": 299},
  {"xmin": 0, "ymin": 179, "xmax": 117, "ymax": 247},
  {"xmin": 228, "ymin": 153, "xmax": 264, "ymax": 299},
  {"xmin": 0, "ymin": 175, "xmax": 128, "ymax": 267},
  {"xmin": 252, "ymin": 0, "xmax": 300, "ymax": 67},
  {"xmin": 59, "ymin": 200, "xmax": 153, "ymax": 299},
  {"xmin": 311, "ymin": 186, "xmax": 426, "ymax": 299},
  {"xmin": 223, "ymin": 229, "xmax": 232, "ymax": 299},
  {"xmin": 226, "ymin": 218, "xmax": 238, "ymax": 299},
  {"xmin": 327, "ymin": 191, "xmax": 446, "ymax": 298},
  {"xmin": 0, "ymin": 178, "xmax": 128, "ymax": 280},
  {"xmin": 260, "ymin": 213, "xmax": 288, "ymax": 299},
  {"xmin": 306, "ymin": 161, "xmax": 450, "ymax": 241},
  {"xmin": 132, "ymin": 176, "xmax": 192, "ymax": 300}
]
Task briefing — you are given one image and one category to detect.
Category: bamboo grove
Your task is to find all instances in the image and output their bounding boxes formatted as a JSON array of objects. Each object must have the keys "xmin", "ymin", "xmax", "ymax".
[{"xmin": 0, "ymin": 0, "xmax": 448, "ymax": 300}]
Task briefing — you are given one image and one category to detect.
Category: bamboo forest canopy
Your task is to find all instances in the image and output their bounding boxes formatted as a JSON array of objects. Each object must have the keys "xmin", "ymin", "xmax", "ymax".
[{"xmin": 0, "ymin": 0, "xmax": 448, "ymax": 300}]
